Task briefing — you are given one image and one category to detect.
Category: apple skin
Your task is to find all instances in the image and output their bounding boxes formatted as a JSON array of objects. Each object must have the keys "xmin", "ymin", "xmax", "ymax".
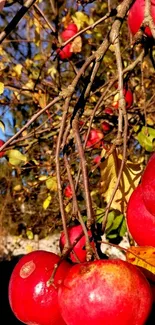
[
  {"xmin": 101, "ymin": 121, "xmax": 111, "ymax": 132},
  {"xmin": 58, "ymin": 259, "xmax": 152, "ymax": 325},
  {"xmin": 61, "ymin": 23, "xmax": 78, "ymax": 41},
  {"xmin": 57, "ymin": 43, "xmax": 72, "ymax": 60},
  {"xmin": 0, "ymin": 139, "xmax": 5, "ymax": 158},
  {"xmin": 128, "ymin": 0, "xmax": 155, "ymax": 37},
  {"xmin": 59, "ymin": 224, "xmax": 95, "ymax": 263},
  {"xmin": 113, "ymin": 88, "xmax": 133, "ymax": 110},
  {"xmin": 64, "ymin": 185, "xmax": 73, "ymax": 198},
  {"xmin": 141, "ymin": 153, "xmax": 155, "ymax": 215},
  {"xmin": 85, "ymin": 128, "xmax": 104, "ymax": 148},
  {"xmin": 126, "ymin": 184, "xmax": 155, "ymax": 246},
  {"xmin": 105, "ymin": 107, "xmax": 113, "ymax": 115},
  {"xmin": 8, "ymin": 250, "xmax": 71, "ymax": 325}
]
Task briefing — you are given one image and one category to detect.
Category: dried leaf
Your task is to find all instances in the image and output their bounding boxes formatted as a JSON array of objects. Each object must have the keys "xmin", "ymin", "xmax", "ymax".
[
  {"xmin": 70, "ymin": 36, "xmax": 82, "ymax": 53},
  {"xmin": 126, "ymin": 246, "xmax": 155, "ymax": 282},
  {"xmin": 100, "ymin": 150, "xmax": 143, "ymax": 213}
]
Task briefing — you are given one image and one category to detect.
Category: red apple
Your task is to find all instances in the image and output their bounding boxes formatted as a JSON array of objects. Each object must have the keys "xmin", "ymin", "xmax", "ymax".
[
  {"xmin": 58, "ymin": 259, "xmax": 152, "ymax": 325},
  {"xmin": 105, "ymin": 107, "xmax": 113, "ymax": 115},
  {"xmin": 0, "ymin": 139, "xmax": 5, "ymax": 158},
  {"xmin": 101, "ymin": 121, "xmax": 111, "ymax": 132},
  {"xmin": 61, "ymin": 23, "xmax": 78, "ymax": 41},
  {"xmin": 93, "ymin": 155, "xmax": 101, "ymax": 164},
  {"xmin": 128, "ymin": 0, "xmax": 155, "ymax": 37},
  {"xmin": 85, "ymin": 128, "xmax": 104, "ymax": 148},
  {"xmin": 113, "ymin": 88, "xmax": 133, "ymax": 109},
  {"xmin": 57, "ymin": 43, "xmax": 72, "ymax": 60},
  {"xmin": 141, "ymin": 153, "xmax": 155, "ymax": 215},
  {"xmin": 126, "ymin": 184, "xmax": 155, "ymax": 246},
  {"xmin": 59, "ymin": 224, "xmax": 95, "ymax": 263},
  {"xmin": 8, "ymin": 250, "xmax": 71, "ymax": 325},
  {"xmin": 64, "ymin": 185, "xmax": 72, "ymax": 198}
]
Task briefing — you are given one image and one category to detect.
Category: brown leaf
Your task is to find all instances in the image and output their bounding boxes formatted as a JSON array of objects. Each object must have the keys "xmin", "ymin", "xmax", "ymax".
[{"xmin": 70, "ymin": 36, "xmax": 82, "ymax": 53}]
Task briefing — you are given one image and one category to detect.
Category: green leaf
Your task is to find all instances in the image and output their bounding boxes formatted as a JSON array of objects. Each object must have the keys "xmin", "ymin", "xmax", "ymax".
[
  {"xmin": 7, "ymin": 149, "xmax": 27, "ymax": 166},
  {"xmin": 0, "ymin": 120, "xmax": 5, "ymax": 132},
  {"xmin": 119, "ymin": 218, "xmax": 127, "ymax": 237},
  {"xmin": 105, "ymin": 211, "xmax": 115, "ymax": 230},
  {"xmin": 46, "ymin": 176, "xmax": 57, "ymax": 191},
  {"xmin": 137, "ymin": 126, "xmax": 155, "ymax": 152},
  {"xmin": 43, "ymin": 194, "xmax": 52, "ymax": 210},
  {"xmin": 96, "ymin": 207, "xmax": 105, "ymax": 223}
]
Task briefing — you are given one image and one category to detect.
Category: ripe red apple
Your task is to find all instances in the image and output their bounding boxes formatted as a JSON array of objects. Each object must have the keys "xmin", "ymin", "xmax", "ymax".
[
  {"xmin": 113, "ymin": 88, "xmax": 133, "ymax": 109},
  {"xmin": 58, "ymin": 259, "xmax": 152, "ymax": 325},
  {"xmin": 59, "ymin": 224, "xmax": 95, "ymax": 263},
  {"xmin": 85, "ymin": 128, "xmax": 104, "ymax": 148},
  {"xmin": 8, "ymin": 250, "xmax": 71, "ymax": 325},
  {"xmin": 93, "ymin": 155, "xmax": 101, "ymax": 164},
  {"xmin": 101, "ymin": 121, "xmax": 111, "ymax": 132},
  {"xmin": 105, "ymin": 107, "xmax": 113, "ymax": 115},
  {"xmin": 57, "ymin": 43, "xmax": 72, "ymax": 60},
  {"xmin": 0, "ymin": 139, "xmax": 5, "ymax": 158},
  {"xmin": 141, "ymin": 153, "xmax": 155, "ymax": 215},
  {"xmin": 126, "ymin": 184, "xmax": 155, "ymax": 246},
  {"xmin": 128, "ymin": 0, "xmax": 155, "ymax": 37},
  {"xmin": 61, "ymin": 23, "xmax": 78, "ymax": 41},
  {"xmin": 64, "ymin": 184, "xmax": 72, "ymax": 198}
]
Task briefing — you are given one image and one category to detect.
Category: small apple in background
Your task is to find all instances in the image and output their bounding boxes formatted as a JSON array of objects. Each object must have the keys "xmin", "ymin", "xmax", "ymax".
[
  {"xmin": 128, "ymin": 0, "xmax": 155, "ymax": 37},
  {"xmin": 58, "ymin": 259, "xmax": 152, "ymax": 325},
  {"xmin": 126, "ymin": 184, "xmax": 155, "ymax": 246},
  {"xmin": 59, "ymin": 224, "xmax": 95, "ymax": 263},
  {"xmin": 113, "ymin": 88, "xmax": 133, "ymax": 110},
  {"xmin": 101, "ymin": 121, "xmax": 111, "ymax": 132},
  {"xmin": 0, "ymin": 139, "xmax": 5, "ymax": 158},
  {"xmin": 141, "ymin": 152, "xmax": 155, "ymax": 216},
  {"xmin": 9, "ymin": 250, "xmax": 71, "ymax": 325},
  {"xmin": 61, "ymin": 23, "xmax": 78, "ymax": 41},
  {"xmin": 85, "ymin": 128, "xmax": 104, "ymax": 148},
  {"xmin": 64, "ymin": 184, "xmax": 73, "ymax": 198},
  {"xmin": 57, "ymin": 43, "xmax": 72, "ymax": 60},
  {"xmin": 104, "ymin": 107, "xmax": 113, "ymax": 115},
  {"xmin": 93, "ymin": 155, "xmax": 101, "ymax": 164}
]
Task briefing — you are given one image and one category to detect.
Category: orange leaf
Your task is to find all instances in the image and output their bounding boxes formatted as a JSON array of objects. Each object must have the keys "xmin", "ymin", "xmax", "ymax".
[{"xmin": 126, "ymin": 246, "xmax": 155, "ymax": 282}]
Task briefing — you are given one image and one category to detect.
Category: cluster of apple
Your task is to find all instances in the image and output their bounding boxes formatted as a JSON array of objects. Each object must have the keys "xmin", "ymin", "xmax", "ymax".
[
  {"xmin": 9, "ymin": 223, "xmax": 153, "ymax": 324},
  {"xmin": 57, "ymin": 23, "xmax": 78, "ymax": 60},
  {"xmin": 127, "ymin": 152, "xmax": 155, "ymax": 247},
  {"xmin": 128, "ymin": 0, "xmax": 155, "ymax": 37}
]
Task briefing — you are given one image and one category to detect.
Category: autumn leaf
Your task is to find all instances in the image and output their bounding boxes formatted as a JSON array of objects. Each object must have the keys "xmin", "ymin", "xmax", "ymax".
[
  {"xmin": 46, "ymin": 176, "xmax": 57, "ymax": 191},
  {"xmin": 43, "ymin": 194, "xmax": 52, "ymax": 210},
  {"xmin": 0, "ymin": 82, "xmax": 4, "ymax": 95},
  {"xmin": 126, "ymin": 246, "xmax": 155, "ymax": 282},
  {"xmin": 71, "ymin": 36, "xmax": 82, "ymax": 53},
  {"xmin": 100, "ymin": 150, "xmax": 143, "ymax": 213},
  {"xmin": 7, "ymin": 149, "xmax": 27, "ymax": 166}
]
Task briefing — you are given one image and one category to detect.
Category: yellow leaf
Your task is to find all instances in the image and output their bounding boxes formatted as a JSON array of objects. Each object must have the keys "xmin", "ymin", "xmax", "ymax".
[
  {"xmin": 126, "ymin": 246, "xmax": 155, "ymax": 282},
  {"xmin": 13, "ymin": 184, "xmax": 22, "ymax": 191},
  {"xmin": 0, "ymin": 120, "xmax": 5, "ymax": 132},
  {"xmin": 0, "ymin": 82, "xmax": 4, "ymax": 95},
  {"xmin": 7, "ymin": 149, "xmax": 27, "ymax": 166},
  {"xmin": 43, "ymin": 194, "xmax": 52, "ymax": 210},
  {"xmin": 26, "ymin": 230, "xmax": 34, "ymax": 240},
  {"xmin": 46, "ymin": 176, "xmax": 57, "ymax": 191},
  {"xmin": 100, "ymin": 150, "xmax": 143, "ymax": 213},
  {"xmin": 72, "ymin": 12, "xmax": 89, "ymax": 29},
  {"xmin": 47, "ymin": 66, "xmax": 57, "ymax": 79},
  {"xmin": 13, "ymin": 64, "xmax": 22, "ymax": 77}
]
